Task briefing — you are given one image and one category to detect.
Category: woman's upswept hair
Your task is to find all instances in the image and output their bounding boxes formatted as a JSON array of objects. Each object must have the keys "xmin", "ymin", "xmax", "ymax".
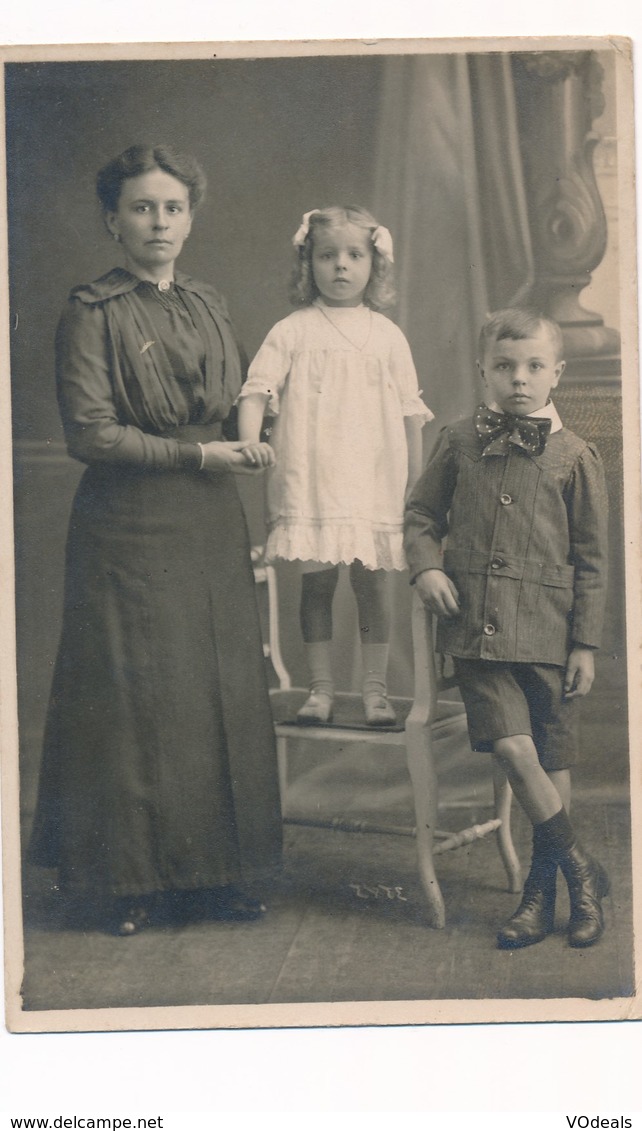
[
  {"xmin": 478, "ymin": 307, "xmax": 565, "ymax": 362},
  {"xmin": 96, "ymin": 143, "xmax": 207, "ymax": 213},
  {"xmin": 289, "ymin": 205, "xmax": 396, "ymax": 311}
]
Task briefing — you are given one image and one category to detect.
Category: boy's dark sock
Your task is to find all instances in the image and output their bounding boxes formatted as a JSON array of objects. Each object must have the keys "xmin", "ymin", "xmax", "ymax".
[{"xmin": 533, "ymin": 807, "xmax": 574, "ymax": 857}]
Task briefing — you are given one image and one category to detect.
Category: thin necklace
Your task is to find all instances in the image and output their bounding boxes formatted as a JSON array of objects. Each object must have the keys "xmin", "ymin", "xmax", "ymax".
[{"xmin": 316, "ymin": 301, "xmax": 372, "ymax": 351}]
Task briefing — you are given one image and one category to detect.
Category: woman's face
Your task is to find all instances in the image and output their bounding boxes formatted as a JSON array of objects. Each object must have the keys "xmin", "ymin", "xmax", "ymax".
[{"xmin": 106, "ymin": 168, "xmax": 193, "ymax": 281}]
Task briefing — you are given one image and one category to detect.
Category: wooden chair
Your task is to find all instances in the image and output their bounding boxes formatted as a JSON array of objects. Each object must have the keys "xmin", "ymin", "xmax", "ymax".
[{"xmin": 252, "ymin": 548, "xmax": 522, "ymax": 928}]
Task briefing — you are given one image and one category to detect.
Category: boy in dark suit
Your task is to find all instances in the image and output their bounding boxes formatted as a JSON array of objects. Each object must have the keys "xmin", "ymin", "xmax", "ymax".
[{"xmin": 404, "ymin": 308, "xmax": 610, "ymax": 948}]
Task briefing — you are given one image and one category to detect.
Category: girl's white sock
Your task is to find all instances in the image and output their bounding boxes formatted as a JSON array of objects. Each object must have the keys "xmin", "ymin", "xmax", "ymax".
[
  {"xmin": 304, "ymin": 641, "xmax": 334, "ymax": 698},
  {"xmin": 361, "ymin": 642, "xmax": 390, "ymax": 700}
]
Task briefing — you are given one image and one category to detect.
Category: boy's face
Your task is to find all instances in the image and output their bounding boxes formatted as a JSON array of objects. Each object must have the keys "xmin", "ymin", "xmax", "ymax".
[{"xmin": 478, "ymin": 326, "xmax": 565, "ymax": 416}]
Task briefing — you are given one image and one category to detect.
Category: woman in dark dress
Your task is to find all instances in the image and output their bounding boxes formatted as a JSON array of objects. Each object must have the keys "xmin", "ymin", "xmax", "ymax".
[{"xmin": 29, "ymin": 143, "xmax": 282, "ymax": 935}]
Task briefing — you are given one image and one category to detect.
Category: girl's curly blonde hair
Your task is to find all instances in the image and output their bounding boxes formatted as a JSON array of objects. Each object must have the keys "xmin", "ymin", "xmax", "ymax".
[{"xmin": 289, "ymin": 205, "xmax": 396, "ymax": 311}]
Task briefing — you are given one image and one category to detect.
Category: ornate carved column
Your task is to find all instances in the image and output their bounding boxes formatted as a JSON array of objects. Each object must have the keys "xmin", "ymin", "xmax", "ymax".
[
  {"xmin": 512, "ymin": 50, "xmax": 624, "ymax": 657},
  {"xmin": 512, "ymin": 50, "xmax": 620, "ymax": 375}
]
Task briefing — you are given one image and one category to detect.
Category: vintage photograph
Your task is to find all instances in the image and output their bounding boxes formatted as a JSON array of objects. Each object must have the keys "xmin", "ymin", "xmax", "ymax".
[{"xmin": 1, "ymin": 37, "xmax": 639, "ymax": 1033}]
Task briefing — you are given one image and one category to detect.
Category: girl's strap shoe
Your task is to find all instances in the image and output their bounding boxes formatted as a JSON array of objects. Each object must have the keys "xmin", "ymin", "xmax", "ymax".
[{"xmin": 297, "ymin": 691, "xmax": 334, "ymax": 725}]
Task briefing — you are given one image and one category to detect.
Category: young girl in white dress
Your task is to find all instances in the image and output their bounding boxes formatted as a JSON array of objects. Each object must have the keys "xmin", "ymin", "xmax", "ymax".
[{"xmin": 238, "ymin": 205, "xmax": 433, "ymax": 726}]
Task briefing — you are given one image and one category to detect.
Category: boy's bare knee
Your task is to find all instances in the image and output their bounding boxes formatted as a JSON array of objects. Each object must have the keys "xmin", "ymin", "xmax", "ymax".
[{"xmin": 493, "ymin": 734, "xmax": 538, "ymax": 771}]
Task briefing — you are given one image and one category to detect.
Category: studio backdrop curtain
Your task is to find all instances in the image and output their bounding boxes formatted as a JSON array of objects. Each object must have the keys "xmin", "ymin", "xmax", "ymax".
[
  {"xmin": 374, "ymin": 51, "xmax": 534, "ymax": 430},
  {"xmin": 351, "ymin": 51, "xmax": 537, "ymax": 696}
]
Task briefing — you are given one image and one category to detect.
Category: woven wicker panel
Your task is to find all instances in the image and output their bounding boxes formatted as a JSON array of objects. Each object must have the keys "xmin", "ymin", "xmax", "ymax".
[{"xmin": 555, "ymin": 383, "xmax": 625, "ymax": 654}]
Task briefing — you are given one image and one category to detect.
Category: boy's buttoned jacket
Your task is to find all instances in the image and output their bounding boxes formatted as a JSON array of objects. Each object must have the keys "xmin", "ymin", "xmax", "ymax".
[{"xmin": 404, "ymin": 414, "xmax": 608, "ymax": 666}]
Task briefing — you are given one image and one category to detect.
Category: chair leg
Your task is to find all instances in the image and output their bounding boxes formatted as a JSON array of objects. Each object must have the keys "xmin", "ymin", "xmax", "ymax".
[
  {"xmin": 405, "ymin": 716, "xmax": 446, "ymax": 928},
  {"xmin": 277, "ymin": 734, "xmax": 289, "ymax": 815},
  {"xmin": 492, "ymin": 762, "xmax": 522, "ymax": 893}
]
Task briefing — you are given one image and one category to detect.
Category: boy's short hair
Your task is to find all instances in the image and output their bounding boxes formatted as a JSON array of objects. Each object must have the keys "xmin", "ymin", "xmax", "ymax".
[{"xmin": 478, "ymin": 308, "xmax": 565, "ymax": 362}]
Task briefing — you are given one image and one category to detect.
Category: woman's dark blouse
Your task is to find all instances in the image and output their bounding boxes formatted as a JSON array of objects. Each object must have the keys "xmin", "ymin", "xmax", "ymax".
[
  {"xmin": 137, "ymin": 279, "xmax": 211, "ymax": 390},
  {"xmin": 55, "ymin": 267, "xmax": 243, "ymax": 471}
]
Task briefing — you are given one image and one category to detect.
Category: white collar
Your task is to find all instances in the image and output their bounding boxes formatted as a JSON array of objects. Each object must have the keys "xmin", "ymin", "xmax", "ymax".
[{"xmin": 489, "ymin": 399, "xmax": 563, "ymax": 433}]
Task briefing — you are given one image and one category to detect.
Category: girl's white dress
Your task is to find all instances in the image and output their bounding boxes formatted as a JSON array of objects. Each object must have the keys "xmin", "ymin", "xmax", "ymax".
[{"xmin": 240, "ymin": 299, "xmax": 433, "ymax": 571}]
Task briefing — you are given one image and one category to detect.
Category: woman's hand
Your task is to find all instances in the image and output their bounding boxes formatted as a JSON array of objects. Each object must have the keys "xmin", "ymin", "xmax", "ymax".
[{"xmin": 199, "ymin": 440, "xmax": 272, "ymax": 475}]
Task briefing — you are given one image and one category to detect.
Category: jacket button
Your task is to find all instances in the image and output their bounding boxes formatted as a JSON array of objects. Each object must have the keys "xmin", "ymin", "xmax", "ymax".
[
  {"xmin": 490, "ymin": 557, "xmax": 504, "ymax": 570},
  {"xmin": 483, "ymin": 624, "xmax": 496, "ymax": 636},
  {"xmin": 500, "ymin": 493, "xmax": 513, "ymax": 505}
]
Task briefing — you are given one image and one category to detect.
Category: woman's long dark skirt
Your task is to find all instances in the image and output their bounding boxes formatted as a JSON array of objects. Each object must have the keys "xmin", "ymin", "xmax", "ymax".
[{"xmin": 30, "ymin": 463, "xmax": 282, "ymax": 898}]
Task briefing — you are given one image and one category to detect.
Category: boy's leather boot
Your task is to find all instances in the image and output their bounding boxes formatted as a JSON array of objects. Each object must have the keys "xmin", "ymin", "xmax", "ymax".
[
  {"xmin": 533, "ymin": 808, "xmax": 610, "ymax": 948},
  {"xmin": 496, "ymin": 855, "xmax": 557, "ymax": 949},
  {"xmin": 556, "ymin": 841, "xmax": 610, "ymax": 948}
]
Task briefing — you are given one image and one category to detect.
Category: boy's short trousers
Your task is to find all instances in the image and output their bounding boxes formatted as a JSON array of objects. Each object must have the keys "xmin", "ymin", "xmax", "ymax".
[{"xmin": 452, "ymin": 658, "xmax": 580, "ymax": 770}]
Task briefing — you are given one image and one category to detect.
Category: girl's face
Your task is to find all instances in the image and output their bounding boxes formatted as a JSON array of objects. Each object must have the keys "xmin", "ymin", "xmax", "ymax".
[
  {"xmin": 311, "ymin": 223, "xmax": 373, "ymax": 306},
  {"xmin": 106, "ymin": 168, "xmax": 192, "ymax": 282}
]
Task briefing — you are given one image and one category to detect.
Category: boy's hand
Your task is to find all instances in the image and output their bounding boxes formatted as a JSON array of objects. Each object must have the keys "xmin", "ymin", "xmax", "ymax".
[
  {"xmin": 564, "ymin": 646, "xmax": 595, "ymax": 699},
  {"xmin": 414, "ymin": 569, "xmax": 461, "ymax": 618}
]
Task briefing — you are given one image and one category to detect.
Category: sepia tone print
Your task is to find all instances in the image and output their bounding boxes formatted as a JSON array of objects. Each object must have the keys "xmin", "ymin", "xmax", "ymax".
[{"xmin": 1, "ymin": 36, "xmax": 639, "ymax": 1033}]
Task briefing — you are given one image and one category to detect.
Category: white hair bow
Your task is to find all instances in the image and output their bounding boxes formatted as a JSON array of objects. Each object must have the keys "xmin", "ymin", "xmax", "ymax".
[
  {"xmin": 292, "ymin": 209, "xmax": 321, "ymax": 247},
  {"xmin": 372, "ymin": 225, "xmax": 394, "ymax": 263}
]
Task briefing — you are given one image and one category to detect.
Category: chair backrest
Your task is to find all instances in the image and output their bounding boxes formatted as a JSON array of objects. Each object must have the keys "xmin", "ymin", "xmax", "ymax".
[{"xmin": 251, "ymin": 548, "xmax": 291, "ymax": 691}]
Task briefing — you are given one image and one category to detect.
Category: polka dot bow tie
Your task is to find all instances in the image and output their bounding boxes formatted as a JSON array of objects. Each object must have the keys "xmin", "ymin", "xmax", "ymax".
[{"xmin": 474, "ymin": 405, "xmax": 552, "ymax": 457}]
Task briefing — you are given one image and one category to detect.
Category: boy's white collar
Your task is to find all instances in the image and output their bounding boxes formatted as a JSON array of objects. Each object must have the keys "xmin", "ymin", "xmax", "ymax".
[{"xmin": 489, "ymin": 399, "xmax": 563, "ymax": 433}]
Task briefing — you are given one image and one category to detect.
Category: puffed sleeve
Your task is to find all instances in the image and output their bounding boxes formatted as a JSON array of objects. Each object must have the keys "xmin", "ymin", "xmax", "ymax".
[
  {"xmin": 239, "ymin": 318, "xmax": 295, "ymax": 416},
  {"xmin": 387, "ymin": 321, "xmax": 434, "ymax": 423},
  {"xmin": 566, "ymin": 441, "xmax": 609, "ymax": 648},
  {"xmin": 56, "ymin": 299, "xmax": 201, "ymax": 471}
]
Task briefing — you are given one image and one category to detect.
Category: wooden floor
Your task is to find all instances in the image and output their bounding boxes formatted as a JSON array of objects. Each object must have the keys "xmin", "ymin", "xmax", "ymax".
[
  {"xmin": 20, "ymin": 794, "xmax": 633, "ymax": 1014},
  {"xmin": 17, "ymin": 665, "xmax": 635, "ymax": 1017}
]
